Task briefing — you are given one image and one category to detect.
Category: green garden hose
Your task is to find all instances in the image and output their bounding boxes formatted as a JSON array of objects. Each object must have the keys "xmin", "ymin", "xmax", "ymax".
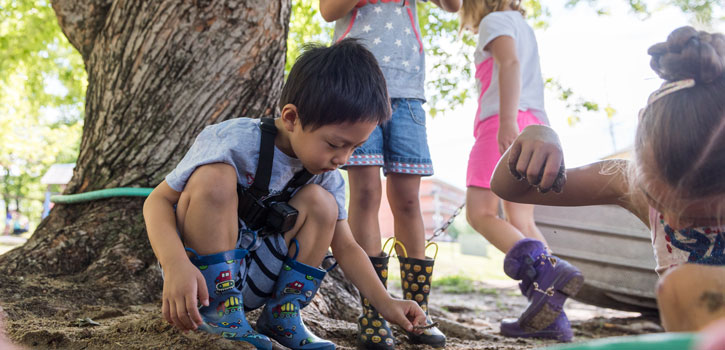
[{"xmin": 50, "ymin": 187, "xmax": 153, "ymax": 204}]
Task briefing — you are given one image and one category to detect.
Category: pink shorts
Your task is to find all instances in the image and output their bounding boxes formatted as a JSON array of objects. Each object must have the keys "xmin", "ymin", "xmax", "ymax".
[{"xmin": 466, "ymin": 111, "xmax": 544, "ymax": 189}]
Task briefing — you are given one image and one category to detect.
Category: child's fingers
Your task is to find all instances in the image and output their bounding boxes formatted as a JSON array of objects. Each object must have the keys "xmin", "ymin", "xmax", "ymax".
[
  {"xmin": 522, "ymin": 148, "xmax": 544, "ymax": 186},
  {"xmin": 413, "ymin": 311, "xmax": 427, "ymax": 328},
  {"xmin": 162, "ymin": 298, "xmax": 172, "ymax": 325},
  {"xmin": 498, "ymin": 140, "xmax": 508, "ymax": 156},
  {"xmin": 538, "ymin": 153, "xmax": 563, "ymax": 191},
  {"xmin": 175, "ymin": 302, "xmax": 195, "ymax": 331},
  {"xmin": 196, "ymin": 274, "xmax": 209, "ymax": 307},
  {"xmin": 168, "ymin": 301, "xmax": 182, "ymax": 329},
  {"xmin": 507, "ymin": 141, "xmax": 523, "ymax": 179},
  {"xmin": 552, "ymin": 164, "xmax": 567, "ymax": 193},
  {"xmin": 186, "ymin": 294, "xmax": 202, "ymax": 328},
  {"xmin": 398, "ymin": 313, "xmax": 414, "ymax": 332}
]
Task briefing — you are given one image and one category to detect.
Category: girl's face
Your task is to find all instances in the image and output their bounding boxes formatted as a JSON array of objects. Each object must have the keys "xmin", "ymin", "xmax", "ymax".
[{"xmin": 638, "ymin": 177, "xmax": 725, "ymax": 230}]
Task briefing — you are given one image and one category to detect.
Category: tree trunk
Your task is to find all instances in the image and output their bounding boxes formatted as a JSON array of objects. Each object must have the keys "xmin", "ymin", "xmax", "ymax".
[
  {"xmin": 1, "ymin": 0, "xmax": 289, "ymax": 289},
  {"xmin": 0, "ymin": 2, "xmax": 491, "ymax": 349},
  {"xmin": 0, "ymin": 1, "xmax": 359, "ymax": 346}
]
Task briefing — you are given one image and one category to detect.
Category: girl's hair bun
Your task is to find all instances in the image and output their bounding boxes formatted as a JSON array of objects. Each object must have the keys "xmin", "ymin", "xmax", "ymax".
[{"xmin": 648, "ymin": 26, "xmax": 725, "ymax": 84}]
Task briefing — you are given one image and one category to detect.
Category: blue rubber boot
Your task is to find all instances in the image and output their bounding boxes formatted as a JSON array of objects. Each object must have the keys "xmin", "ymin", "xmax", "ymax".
[
  {"xmin": 256, "ymin": 245, "xmax": 335, "ymax": 350},
  {"xmin": 187, "ymin": 248, "xmax": 273, "ymax": 350},
  {"xmin": 503, "ymin": 238, "xmax": 584, "ymax": 333}
]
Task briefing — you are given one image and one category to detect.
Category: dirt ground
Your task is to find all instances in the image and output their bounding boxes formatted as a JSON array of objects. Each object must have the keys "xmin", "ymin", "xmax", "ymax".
[{"xmin": 0, "ymin": 273, "xmax": 661, "ymax": 350}]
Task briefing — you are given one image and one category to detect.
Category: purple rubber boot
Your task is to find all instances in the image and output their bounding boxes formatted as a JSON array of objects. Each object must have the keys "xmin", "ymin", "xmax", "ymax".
[
  {"xmin": 502, "ymin": 238, "xmax": 583, "ymax": 335},
  {"xmin": 500, "ymin": 311, "xmax": 573, "ymax": 342}
]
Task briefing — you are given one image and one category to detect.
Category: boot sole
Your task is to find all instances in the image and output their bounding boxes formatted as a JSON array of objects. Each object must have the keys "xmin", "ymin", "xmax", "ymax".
[
  {"xmin": 408, "ymin": 339, "xmax": 446, "ymax": 348},
  {"xmin": 408, "ymin": 332, "xmax": 446, "ymax": 348},
  {"xmin": 520, "ymin": 269, "xmax": 584, "ymax": 332}
]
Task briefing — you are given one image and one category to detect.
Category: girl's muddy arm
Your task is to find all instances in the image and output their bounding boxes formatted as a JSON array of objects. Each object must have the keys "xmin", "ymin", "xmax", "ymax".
[{"xmin": 491, "ymin": 125, "xmax": 648, "ymax": 222}]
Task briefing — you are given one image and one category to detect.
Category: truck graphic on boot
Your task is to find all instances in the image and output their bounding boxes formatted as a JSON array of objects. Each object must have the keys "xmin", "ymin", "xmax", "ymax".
[
  {"xmin": 217, "ymin": 296, "xmax": 241, "ymax": 317},
  {"xmin": 215, "ymin": 270, "xmax": 234, "ymax": 294},
  {"xmin": 283, "ymin": 281, "xmax": 303, "ymax": 295},
  {"xmin": 271, "ymin": 302, "xmax": 297, "ymax": 318}
]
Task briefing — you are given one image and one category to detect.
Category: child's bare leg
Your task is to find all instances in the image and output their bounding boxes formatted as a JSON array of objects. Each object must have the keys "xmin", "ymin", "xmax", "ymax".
[
  {"xmin": 174, "ymin": 163, "xmax": 272, "ymax": 348},
  {"xmin": 347, "ymin": 166, "xmax": 384, "ymax": 256},
  {"xmin": 175, "ymin": 163, "xmax": 238, "ymax": 254},
  {"xmin": 657, "ymin": 264, "xmax": 725, "ymax": 332},
  {"xmin": 466, "ymin": 186, "xmax": 525, "ymax": 253},
  {"xmin": 387, "ymin": 173, "xmax": 425, "ymax": 259},
  {"xmin": 502, "ymin": 200, "xmax": 548, "ymax": 246},
  {"xmin": 284, "ymin": 184, "xmax": 338, "ymax": 266}
]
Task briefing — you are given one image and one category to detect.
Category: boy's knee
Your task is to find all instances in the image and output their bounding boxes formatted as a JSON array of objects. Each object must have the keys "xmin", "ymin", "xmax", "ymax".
[
  {"xmin": 292, "ymin": 184, "xmax": 338, "ymax": 223},
  {"xmin": 186, "ymin": 164, "xmax": 237, "ymax": 205}
]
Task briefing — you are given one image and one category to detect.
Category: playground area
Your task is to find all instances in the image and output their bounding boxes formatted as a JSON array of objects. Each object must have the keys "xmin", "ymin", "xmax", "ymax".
[{"xmin": 0, "ymin": 238, "xmax": 660, "ymax": 349}]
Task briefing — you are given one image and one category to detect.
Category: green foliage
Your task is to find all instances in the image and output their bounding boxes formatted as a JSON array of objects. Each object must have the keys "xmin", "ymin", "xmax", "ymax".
[
  {"xmin": 0, "ymin": 0, "xmax": 86, "ymax": 225},
  {"xmin": 286, "ymin": 0, "xmax": 333, "ymax": 75},
  {"xmin": 418, "ymin": 1, "xmax": 472, "ymax": 117},
  {"xmin": 435, "ymin": 274, "xmax": 499, "ymax": 294}
]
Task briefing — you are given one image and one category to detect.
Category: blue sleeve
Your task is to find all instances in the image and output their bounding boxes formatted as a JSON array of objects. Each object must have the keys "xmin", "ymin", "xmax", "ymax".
[{"xmin": 165, "ymin": 125, "xmax": 238, "ymax": 192}]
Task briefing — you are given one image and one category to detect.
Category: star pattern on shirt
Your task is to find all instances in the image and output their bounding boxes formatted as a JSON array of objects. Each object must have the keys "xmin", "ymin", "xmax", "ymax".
[{"xmin": 349, "ymin": 4, "xmax": 423, "ymax": 73}]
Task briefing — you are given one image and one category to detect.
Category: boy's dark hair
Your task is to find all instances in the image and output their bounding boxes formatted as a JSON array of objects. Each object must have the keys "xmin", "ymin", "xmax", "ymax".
[
  {"xmin": 636, "ymin": 26, "xmax": 725, "ymax": 197},
  {"xmin": 279, "ymin": 38, "xmax": 391, "ymax": 130}
]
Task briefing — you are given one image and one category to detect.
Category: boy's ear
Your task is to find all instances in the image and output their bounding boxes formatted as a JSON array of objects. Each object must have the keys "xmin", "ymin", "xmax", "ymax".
[{"xmin": 280, "ymin": 104, "xmax": 299, "ymax": 132}]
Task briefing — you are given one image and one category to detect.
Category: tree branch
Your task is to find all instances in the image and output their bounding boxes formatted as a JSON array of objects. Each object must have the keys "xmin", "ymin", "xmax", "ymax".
[{"xmin": 51, "ymin": 0, "xmax": 114, "ymax": 60}]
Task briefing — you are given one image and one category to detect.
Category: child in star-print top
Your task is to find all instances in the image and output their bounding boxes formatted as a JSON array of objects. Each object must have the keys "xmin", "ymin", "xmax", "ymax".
[
  {"xmin": 489, "ymin": 26, "xmax": 725, "ymax": 335},
  {"xmin": 319, "ymin": 0, "xmax": 460, "ymax": 349}
]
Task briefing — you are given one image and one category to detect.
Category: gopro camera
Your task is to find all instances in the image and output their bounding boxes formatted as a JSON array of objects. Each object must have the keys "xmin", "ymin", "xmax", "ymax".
[{"xmin": 238, "ymin": 188, "xmax": 299, "ymax": 234}]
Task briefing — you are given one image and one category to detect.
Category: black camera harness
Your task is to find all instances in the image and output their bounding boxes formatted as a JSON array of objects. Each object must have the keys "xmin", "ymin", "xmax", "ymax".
[{"xmin": 236, "ymin": 117, "xmax": 313, "ymax": 233}]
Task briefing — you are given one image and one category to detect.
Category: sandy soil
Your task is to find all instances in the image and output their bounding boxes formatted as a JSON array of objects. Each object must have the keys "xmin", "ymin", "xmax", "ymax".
[{"xmin": 0, "ymin": 274, "xmax": 661, "ymax": 350}]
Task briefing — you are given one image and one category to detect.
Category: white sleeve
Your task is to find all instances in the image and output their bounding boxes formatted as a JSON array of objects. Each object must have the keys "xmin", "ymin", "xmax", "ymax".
[{"xmin": 477, "ymin": 13, "xmax": 516, "ymax": 52}]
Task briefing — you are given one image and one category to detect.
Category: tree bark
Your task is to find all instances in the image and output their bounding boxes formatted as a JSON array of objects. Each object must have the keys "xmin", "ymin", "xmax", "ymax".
[
  {"xmin": 0, "ymin": 2, "xmax": 368, "ymax": 349},
  {"xmin": 0, "ymin": 0, "xmax": 289, "ymax": 298}
]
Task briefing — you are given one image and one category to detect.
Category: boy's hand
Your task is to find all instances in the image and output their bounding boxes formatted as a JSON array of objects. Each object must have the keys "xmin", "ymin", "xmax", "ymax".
[
  {"xmin": 507, "ymin": 125, "xmax": 566, "ymax": 193},
  {"xmin": 377, "ymin": 298, "xmax": 428, "ymax": 334},
  {"xmin": 161, "ymin": 259, "xmax": 209, "ymax": 332}
]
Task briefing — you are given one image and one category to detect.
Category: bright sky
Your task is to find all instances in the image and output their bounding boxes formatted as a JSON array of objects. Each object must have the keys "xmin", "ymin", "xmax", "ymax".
[{"xmin": 426, "ymin": 0, "xmax": 725, "ymax": 189}]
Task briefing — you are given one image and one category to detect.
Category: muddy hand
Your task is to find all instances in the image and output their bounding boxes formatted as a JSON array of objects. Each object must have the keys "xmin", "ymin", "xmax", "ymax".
[{"xmin": 381, "ymin": 299, "xmax": 427, "ymax": 334}]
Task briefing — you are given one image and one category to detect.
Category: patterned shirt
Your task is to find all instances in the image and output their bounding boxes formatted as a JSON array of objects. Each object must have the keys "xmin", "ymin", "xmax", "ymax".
[{"xmin": 332, "ymin": 0, "xmax": 426, "ymax": 100}]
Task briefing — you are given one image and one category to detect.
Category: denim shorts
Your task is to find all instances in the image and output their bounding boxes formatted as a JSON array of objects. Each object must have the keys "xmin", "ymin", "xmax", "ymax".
[{"xmin": 344, "ymin": 98, "xmax": 433, "ymax": 176}]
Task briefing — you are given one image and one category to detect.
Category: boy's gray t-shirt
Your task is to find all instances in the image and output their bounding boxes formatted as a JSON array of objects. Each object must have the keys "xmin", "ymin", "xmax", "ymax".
[
  {"xmin": 165, "ymin": 118, "xmax": 347, "ymax": 247},
  {"xmin": 332, "ymin": 1, "xmax": 425, "ymax": 100}
]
